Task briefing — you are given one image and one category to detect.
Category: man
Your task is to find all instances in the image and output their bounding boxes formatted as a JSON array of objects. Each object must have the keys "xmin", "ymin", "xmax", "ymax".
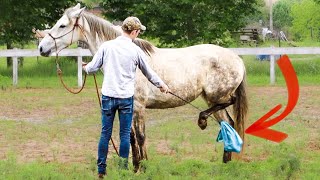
[{"xmin": 83, "ymin": 16, "xmax": 170, "ymax": 178}]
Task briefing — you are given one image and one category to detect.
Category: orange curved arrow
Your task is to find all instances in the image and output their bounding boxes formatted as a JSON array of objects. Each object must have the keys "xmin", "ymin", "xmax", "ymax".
[{"xmin": 245, "ymin": 55, "xmax": 299, "ymax": 142}]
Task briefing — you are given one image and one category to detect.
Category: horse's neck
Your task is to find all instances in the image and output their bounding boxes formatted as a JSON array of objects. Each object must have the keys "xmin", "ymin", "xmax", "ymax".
[
  {"xmin": 79, "ymin": 12, "xmax": 156, "ymax": 57},
  {"xmin": 80, "ymin": 13, "xmax": 121, "ymax": 54},
  {"xmin": 85, "ymin": 34, "xmax": 105, "ymax": 54}
]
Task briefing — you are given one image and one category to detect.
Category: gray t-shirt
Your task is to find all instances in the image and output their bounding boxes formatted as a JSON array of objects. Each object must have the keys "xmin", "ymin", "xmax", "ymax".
[{"xmin": 84, "ymin": 36, "xmax": 164, "ymax": 98}]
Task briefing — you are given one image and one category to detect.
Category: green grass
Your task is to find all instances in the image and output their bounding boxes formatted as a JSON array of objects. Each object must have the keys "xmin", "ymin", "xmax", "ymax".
[
  {"xmin": 243, "ymin": 55, "xmax": 320, "ymax": 86},
  {"xmin": 0, "ymin": 85, "xmax": 319, "ymax": 179},
  {"xmin": 0, "ymin": 155, "xmax": 95, "ymax": 179},
  {"xmin": 0, "ymin": 117, "xmax": 318, "ymax": 179},
  {"xmin": 0, "ymin": 155, "xmax": 305, "ymax": 179}
]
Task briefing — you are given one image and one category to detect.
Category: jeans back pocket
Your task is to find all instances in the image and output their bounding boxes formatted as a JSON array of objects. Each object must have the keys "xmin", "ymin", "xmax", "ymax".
[
  {"xmin": 119, "ymin": 97, "xmax": 133, "ymax": 114},
  {"xmin": 101, "ymin": 96, "xmax": 113, "ymax": 116}
]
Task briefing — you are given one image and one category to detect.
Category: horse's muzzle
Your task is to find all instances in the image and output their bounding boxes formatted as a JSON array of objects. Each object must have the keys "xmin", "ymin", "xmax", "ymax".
[{"xmin": 39, "ymin": 46, "xmax": 51, "ymax": 57}]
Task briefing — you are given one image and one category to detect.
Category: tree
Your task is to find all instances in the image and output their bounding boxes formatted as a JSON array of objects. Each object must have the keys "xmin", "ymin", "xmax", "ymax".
[
  {"xmin": 0, "ymin": 0, "xmax": 77, "ymax": 67},
  {"xmin": 81, "ymin": 0, "xmax": 102, "ymax": 7},
  {"xmin": 290, "ymin": 0, "xmax": 320, "ymax": 41},
  {"xmin": 272, "ymin": 0, "xmax": 293, "ymax": 31},
  {"xmin": 244, "ymin": 0, "xmax": 268, "ymax": 27},
  {"xmin": 101, "ymin": 0, "xmax": 260, "ymax": 47}
]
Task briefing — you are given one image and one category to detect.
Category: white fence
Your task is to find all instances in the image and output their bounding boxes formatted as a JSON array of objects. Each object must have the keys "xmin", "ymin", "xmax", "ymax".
[
  {"xmin": 0, "ymin": 48, "xmax": 91, "ymax": 87},
  {"xmin": 1, "ymin": 47, "xmax": 320, "ymax": 86}
]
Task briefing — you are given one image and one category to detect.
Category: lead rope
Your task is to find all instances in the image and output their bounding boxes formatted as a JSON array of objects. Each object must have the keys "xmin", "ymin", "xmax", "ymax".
[
  {"xmin": 169, "ymin": 92, "xmax": 216, "ymax": 120},
  {"xmin": 93, "ymin": 74, "xmax": 119, "ymax": 155},
  {"xmin": 45, "ymin": 14, "xmax": 119, "ymax": 156}
]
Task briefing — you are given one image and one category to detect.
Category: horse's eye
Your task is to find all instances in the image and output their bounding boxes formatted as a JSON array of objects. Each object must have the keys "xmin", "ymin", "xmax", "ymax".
[{"xmin": 59, "ymin": 25, "xmax": 66, "ymax": 28}]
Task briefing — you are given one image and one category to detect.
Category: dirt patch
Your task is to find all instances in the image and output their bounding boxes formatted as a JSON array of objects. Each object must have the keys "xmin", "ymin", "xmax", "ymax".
[
  {"xmin": 307, "ymin": 140, "xmax": 320, "ymax": 152},
  {"xmin": 0, "ymin": 88, "xmax": 99, "ymax": 123},
  {"xmin": 156, "ymin": 140, "xmax": 175, "ymax": 155},
  {"xmin": 2, "ymin": 139, "xmax": 98, "ymax": 164}
]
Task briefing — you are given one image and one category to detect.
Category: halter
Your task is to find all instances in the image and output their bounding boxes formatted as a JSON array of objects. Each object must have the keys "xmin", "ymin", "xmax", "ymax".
[
  {"xmin": 48, "ymin": 16, "xmax": 88, "ymax": 51},
  {"xmin": 45, "ymin": 13, "xmax": 119, "ymax": 156},
  {"xmin": 47, "ymin": 15, "xmax": 89, "ymax": 94}
]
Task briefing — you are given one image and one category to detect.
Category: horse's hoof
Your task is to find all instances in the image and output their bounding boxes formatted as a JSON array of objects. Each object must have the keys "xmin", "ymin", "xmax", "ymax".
[
  {"xmin": 198, "ymin": 119, "xmax": 207, "ymax": 130},
  {"xmin": 223, "ymin": 151, "xmax": 232, "ymax": 163}
]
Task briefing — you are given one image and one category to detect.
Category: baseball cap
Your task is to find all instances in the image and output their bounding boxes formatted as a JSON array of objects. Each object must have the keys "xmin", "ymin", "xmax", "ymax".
[{"xmin": 121, "ymin": 16, "xmax": 146, "ymax": 31}]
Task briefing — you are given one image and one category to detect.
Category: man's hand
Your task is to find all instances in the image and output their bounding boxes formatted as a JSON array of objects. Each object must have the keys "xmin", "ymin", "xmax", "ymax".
[
  {"xmin": 82, "ymin": 62, "xmax": 87, "ymax": 71},
  {"xmin": 160, "ymin": 84, "xmax": 170, "ymax": 93}
]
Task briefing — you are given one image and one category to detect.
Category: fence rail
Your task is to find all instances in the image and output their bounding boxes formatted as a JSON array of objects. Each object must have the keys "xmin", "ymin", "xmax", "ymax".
[{"xmin": 1, "ymin": 47, "xmax": 320, "ymax": 86}]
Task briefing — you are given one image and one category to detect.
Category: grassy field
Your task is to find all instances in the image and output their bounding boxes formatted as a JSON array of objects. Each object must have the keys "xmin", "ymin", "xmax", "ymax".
[
  {"xmin": 0, "ymin": 86, "xmax": 319, "ymax": 179},
  {"xmin": 0, "ymin": 52, "xmax": 320, "ymax": 179}
]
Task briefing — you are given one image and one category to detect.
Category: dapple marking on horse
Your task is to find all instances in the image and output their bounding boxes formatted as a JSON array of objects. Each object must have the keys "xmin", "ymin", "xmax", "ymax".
[{"xmin": 38, "ymin": 3, "xmax": 248, "ymax": 171}]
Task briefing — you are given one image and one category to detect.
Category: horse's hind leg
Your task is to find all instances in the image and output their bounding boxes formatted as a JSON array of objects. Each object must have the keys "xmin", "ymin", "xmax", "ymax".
[
  {"xmin": 197, "ymin": 95, "xmax": 235, "ymax": 130},
  {"xmin": 130, "ymin": 105, "xmax": 147, "ymax": 172},
  {"xmin": 198, "ymin": 96, "xmax": 236, "ymax": 163},
  {"xmin": 220, "ymin": 109, "xmax": 235, "ymax": 163}
]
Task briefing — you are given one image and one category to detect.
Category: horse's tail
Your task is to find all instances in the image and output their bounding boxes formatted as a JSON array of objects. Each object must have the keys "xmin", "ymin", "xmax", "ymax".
[{"xmin": 233, "ymin": 72, "xmax": 248, "ymax": 144}]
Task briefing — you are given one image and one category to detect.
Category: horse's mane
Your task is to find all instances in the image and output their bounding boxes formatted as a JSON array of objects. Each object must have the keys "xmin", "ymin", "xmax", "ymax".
[
  {"xmin": 65, "ymin": 8, "xmax": 155, "ymax": 56},
  {"xmin": 133, "ymin": 38, "xmax": 155, "ymax": 57}
]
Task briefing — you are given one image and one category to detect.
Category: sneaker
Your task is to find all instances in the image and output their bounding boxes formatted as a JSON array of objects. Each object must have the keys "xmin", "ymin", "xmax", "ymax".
[{"xmin": 98, "ymin": 173, "xmax": 106, "ymax": 179}]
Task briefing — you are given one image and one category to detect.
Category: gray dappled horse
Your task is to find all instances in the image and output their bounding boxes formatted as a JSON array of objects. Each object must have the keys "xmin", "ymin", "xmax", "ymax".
[{"xmin": 38, "ymin": 3, "xmax": 248, "ymax": 171}]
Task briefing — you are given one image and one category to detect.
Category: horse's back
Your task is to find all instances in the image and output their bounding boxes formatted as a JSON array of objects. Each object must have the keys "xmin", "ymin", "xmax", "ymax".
[
  {"xmin": 153, "ymin": 44, "xmax": 244, "ymax": 77},
  {"xmin": 156, "ymin": 44, "xmax": 242, "ymax": 63},
  {"xmin": 141, "ymin": 44, "xmax": 245, "ymax": 109}
]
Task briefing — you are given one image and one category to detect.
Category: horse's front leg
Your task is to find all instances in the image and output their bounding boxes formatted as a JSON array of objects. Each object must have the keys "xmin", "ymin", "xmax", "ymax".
[{"xmin": 130, "ymin": 105, "xmax": 147, "ymax": 172}]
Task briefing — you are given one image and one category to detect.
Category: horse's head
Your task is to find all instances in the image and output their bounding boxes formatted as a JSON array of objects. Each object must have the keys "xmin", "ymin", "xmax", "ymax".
[{"xmin": 38, "ymin": 3, "xmax": 86, "ymax": 56}]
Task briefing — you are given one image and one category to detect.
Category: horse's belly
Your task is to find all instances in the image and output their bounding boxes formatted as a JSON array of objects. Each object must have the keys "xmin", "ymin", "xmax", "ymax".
[
  {"xmin": 145, "ymin": 96, "xmax": 192, "ymax": 109},
  {"xmin": 145, "ymin": 86, "xmax": 202, "ymax": 109}
]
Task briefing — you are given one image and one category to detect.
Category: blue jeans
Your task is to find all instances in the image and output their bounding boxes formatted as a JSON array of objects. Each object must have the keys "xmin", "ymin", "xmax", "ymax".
[{"xmin": 97, "ymin": 95, "xmax": 134, "ymax": 174}]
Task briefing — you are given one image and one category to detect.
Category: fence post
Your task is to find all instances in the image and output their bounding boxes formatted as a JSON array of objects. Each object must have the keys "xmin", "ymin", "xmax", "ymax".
[
  {"xmin": 12, "ymin": 48, "xmax": 18, "ymax": 86},
  {"xmin": 77, "ymin": 48, "xmax": 83, "ymax": 87},
  {"xmin": 270, "ymin": 46, "xmax": 275, "ymax": 85}
]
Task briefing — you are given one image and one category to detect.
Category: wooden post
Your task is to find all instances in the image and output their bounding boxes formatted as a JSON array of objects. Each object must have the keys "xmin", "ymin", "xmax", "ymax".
[
  {"xmin": 269, "ymin": 0, "xmax": 273, "ymax": 32},
  {"xmin": 270, "ymin": 54, "xmax": 275, "ymax": 85},
  {"xmin": 13, "ymin": 55, "xmax": 18, "ymax": 86},
  {"xmin": 77, "ymin": 48, "xmax": 83, "ymax": 87}
]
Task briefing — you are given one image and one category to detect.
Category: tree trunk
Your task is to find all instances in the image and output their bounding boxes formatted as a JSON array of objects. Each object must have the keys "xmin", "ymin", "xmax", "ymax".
[{"xmin": 6, "ymin": 43, "xmax": 12, "ymax": 68}]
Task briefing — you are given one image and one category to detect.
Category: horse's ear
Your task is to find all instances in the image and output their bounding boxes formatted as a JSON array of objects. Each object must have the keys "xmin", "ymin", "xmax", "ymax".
[
  {"xmin": 73, "ymin": 3, "xmax": 81, "ymax": 10},
  {"xmin": 71, "ymin": 7, "xmax": 86, "ymax": 18}
]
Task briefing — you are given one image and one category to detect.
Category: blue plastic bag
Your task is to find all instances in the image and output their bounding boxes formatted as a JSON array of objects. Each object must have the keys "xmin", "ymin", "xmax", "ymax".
[{"xmin": 216, "ymin": 121, "xmax": 243, "ymax": 153}]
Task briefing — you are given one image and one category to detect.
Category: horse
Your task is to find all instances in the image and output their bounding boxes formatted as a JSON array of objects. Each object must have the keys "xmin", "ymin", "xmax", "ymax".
[{"xmin": 38, "ymin": 3, "xmax": 248, "ymax": 171}]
